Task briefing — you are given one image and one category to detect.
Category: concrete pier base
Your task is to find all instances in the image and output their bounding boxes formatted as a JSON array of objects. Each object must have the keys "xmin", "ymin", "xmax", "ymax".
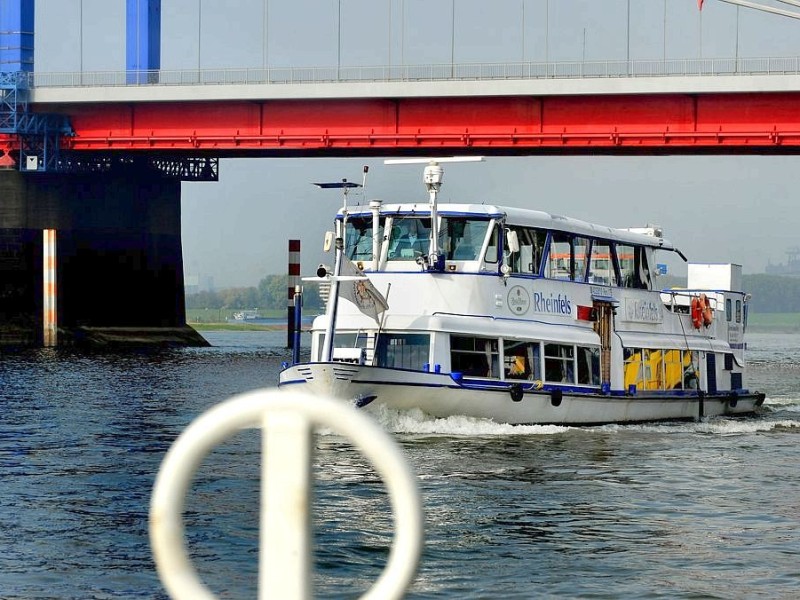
[{"xmin": 0, "ymin": 164, "xmax": 208, "ymax": 347}]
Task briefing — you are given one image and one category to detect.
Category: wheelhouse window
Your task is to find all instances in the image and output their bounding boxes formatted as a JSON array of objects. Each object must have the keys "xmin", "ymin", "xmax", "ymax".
[
  {"xmin": 344, "ymin": 216, "xmax": 384, "ymax": 262},
  {"xmin": 483, "ymin": 225, "xmax": 500, "ymax": 265},
  {"xmin": 375, "ymin": 333, "xmax": 430, "ymax": 370},
  {"xmin": 506, "ymin": 226, "xmax": 546, "ymax": 275},
  {"xmin": 387, "ymin": 216, "xmax": 431, "ymax": 261},
  {"xmin": 451, "ymin": 335, "xmax": 499, "ymax": 378},
  {"xmin": 440, "ymin": 217, "xmax": 491, "ymax": 261}
]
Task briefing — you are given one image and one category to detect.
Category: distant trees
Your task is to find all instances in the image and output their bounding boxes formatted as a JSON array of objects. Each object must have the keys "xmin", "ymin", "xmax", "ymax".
[
  {"xmin": 658, "ymin": 274, "xmax": 800, "ymax": 314},
  {"xmin": 743, "ymin": 275, "xmax": 800, "ymax": 313},
  {"xmin": 186, "ymin": 274, "xmax": 322, "ymax": 311},
  {"xmin": 186, "ymin": 273, "xmax": 799, "ymax": 314}
]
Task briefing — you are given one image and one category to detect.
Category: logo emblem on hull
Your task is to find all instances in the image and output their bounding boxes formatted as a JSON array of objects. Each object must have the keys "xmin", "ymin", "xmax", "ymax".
[{"xmin": 507, "ymin": 285, "xmax": 530, "ymax": 315}]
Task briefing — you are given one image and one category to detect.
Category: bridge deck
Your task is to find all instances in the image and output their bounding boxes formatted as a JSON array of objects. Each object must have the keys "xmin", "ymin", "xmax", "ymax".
[{"xmin": 11, "ymin": 60, "xmax": 800, "ymax": 155}]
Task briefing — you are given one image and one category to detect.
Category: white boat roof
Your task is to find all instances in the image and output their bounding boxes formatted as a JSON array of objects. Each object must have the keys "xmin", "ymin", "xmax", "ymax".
[{"xmin": 343, "ymin": 202, "xmax": 677, "ymax": 251}]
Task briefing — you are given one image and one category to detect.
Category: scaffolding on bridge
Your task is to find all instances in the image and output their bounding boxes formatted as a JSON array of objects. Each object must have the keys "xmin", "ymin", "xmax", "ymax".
[{"xmin": 0, "ymin": 70, "xmax": 73, "ymax": 172}]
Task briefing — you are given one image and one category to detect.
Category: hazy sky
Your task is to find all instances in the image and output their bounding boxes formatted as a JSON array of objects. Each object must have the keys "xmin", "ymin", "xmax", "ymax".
[{"xmin": 33, "ymin": 0, "xmax": 800, "ymax": 287}]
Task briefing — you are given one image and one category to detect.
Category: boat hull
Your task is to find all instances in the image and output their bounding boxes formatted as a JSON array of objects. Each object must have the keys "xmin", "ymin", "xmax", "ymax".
[{"xmin": 279, "ymin": 363, "xmax": 765, "ymax": 426}]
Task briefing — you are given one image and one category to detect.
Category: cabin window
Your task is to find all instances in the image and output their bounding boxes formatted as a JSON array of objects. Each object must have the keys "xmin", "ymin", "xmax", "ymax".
[
  {"xmin": 545, "ymin": 233, "xmax": 591, "ymax": 282},
  {"xmin": 440, "ymin": 217, "xmax": 491, "ymax": 261},
  {"xmin": 726, "ymin": 298, "xmax": 732, "ymax": 322},
  {"xmin": 735, "ymin": 300, "xmax": 742, "ymax": 323},
  {"xmin": 506, "ymin": 226, "xmax": 546, "ymax": 275},
  {"xmin": 624, "ymin": 348, "xmax": 699, "ymax": 390},
  {"xmin": 588, "ymin": 241, "xmax": 618, "ymax": 286},
  {"xmin": 616, "ymin": 244, "xmax": 650, "ymax": 289},
  {"xmin": 624, "ymin": 348, "xmax": 656, "ymax": 390},
  {"xmin": 450, "ymin": 335, "xmax": 500, "ymax": 378},
  {"xmin": 577, "ymin": 346, "xmax": 600, "ymax": 385},
  {"xmin": 663, "ymin": 350, "xmax": 686, "ymax": 389},
  {"xmin": 334, "ymin": 332, "xmax": 370, "ymax": 349},
  {"xmin": 322, "ymin": 331, "xmax": 371, "ymax": 362},
  {"xmin": 387, "ymin": 216, "xmax": 431, "ymax": 261},
  {"xmin": 544, "ymin": 343, "xmax": 574, "ymax": 383},
  {"xmin": 344, "ymin": 216, "xmax": 384, "ymax": 262},
  {"xmin": 683, "ymin": 350, "xmax": 700, "ymax": 389},
  {"xmin": 375, "ymin": 333, "xmax": 429, "ymax": 370},
  {"xmin": 503, "ymin": 340, "xmax": 541, "ymax": 380}
]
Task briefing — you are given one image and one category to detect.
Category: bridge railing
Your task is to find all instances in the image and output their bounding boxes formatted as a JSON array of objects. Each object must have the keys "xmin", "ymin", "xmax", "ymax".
[{"xmin": 26, "ymin": 56, "xmax": 800, "ymax": 89}]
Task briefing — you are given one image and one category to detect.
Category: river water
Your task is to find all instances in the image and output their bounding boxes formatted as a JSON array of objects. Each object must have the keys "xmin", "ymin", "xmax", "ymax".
[{"xmin": 1, "ymin": 331, "xmax": 798, "ymax": 599}]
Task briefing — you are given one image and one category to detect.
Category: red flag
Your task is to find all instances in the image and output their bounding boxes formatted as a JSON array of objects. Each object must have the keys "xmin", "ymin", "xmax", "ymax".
[{"xmin": 698, "ymin": 0, "xmax": 704, "ymax": 10}]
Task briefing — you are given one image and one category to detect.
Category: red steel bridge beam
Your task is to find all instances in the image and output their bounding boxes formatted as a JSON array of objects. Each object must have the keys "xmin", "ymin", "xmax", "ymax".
[{"xmin": 5, "ymin": 92, "xmax": 800, "ymax": 156}]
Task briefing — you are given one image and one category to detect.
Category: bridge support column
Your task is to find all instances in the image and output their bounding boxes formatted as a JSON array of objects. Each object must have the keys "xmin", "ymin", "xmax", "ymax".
[
  {"xmin": 126, "ymin": 0, "xmax": 161, "ymax": 84},
  {"xmin": 0, "ymin": 164, "xmax": 208, "ymax": 347},
  {"xmin": 0, "ymin": 0, "xmax": 34, "ymax": 73}
]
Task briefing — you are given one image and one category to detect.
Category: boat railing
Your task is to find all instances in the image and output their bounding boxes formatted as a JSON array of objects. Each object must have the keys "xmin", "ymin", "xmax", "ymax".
[
  {"xmin": 149, "ymin": 389, "xmax": 423, "ymax": 600},
  {"xmin": 660, "ymin": 289, "xmax": 722, "ymax": 314}
]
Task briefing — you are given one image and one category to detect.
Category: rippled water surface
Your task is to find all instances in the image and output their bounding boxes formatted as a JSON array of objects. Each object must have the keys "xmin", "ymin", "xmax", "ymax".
[{"xmin": 1, "ymin": 331, "xmax": 799, "ymax": 599}]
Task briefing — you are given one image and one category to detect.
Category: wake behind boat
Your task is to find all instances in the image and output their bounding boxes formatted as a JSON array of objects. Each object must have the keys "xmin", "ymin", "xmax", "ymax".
[{"xmin": 279, "ymin": 159, "xmax": 765, "ymax": 425}]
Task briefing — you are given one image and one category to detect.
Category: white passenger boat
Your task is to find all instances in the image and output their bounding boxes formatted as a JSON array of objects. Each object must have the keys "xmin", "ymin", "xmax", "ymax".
[{"xmin": 279, "ymin": 159, "xmax": 765, "ymax": 425}]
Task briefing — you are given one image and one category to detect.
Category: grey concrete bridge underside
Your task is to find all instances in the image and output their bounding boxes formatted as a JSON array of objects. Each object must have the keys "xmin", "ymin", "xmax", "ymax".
[{"xmin": 0, "ymin": 165, "xmax": 207, "ymax": 347}]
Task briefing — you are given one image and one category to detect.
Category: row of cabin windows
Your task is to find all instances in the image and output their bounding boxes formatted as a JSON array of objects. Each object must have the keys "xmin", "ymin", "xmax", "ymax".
[
  {"xmin": 505, "ymin": 226, "xmax": 652, "ymax": 289},
  {"xmin": 329, "ymin": 332, "xmax": 600, "ymax": 385},
  {"xmin": 450, "ymin": 337, "xmax": 599, "ymax": 385},
  {"xmin": 623, "ymin": 348, "xmax": 699, "ymax": 391},
  {"xmin": 343, "ymin": 215, "xmax": 652, "ymax": 289},
  {"xmin": 333, "ymin": 333, "xmax": 707, "ymax": 393}
]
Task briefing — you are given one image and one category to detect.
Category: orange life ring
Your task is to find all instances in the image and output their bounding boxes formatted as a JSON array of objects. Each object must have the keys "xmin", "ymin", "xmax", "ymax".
[
  {"xmin": 690, "ymin": 296, "xmax": 703, "ymax": 329},
  {"xmin": 700, "ymin": 293, "xmax": 713, "ymax": 327}
]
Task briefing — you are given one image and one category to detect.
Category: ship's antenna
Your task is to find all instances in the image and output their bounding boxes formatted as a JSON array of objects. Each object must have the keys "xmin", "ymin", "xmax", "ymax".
[{"xmin": 384, "ymin": 156, "xmax": 484, "ymax": 271}]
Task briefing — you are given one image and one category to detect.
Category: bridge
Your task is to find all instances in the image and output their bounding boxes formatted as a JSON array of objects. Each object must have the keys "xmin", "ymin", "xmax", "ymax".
[
  {"xmin": 11, "ymin": 57, "xmax": 800, "ymax": 156},
  {"xmin": 2, "ymin": 0, "xmax": 800, "ymax": 346}
]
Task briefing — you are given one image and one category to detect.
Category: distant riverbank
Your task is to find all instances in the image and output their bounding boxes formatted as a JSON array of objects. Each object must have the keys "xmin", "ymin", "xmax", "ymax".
[
  {"xmin": 191, "ymin": 322, "xmax": 286, "ymax": 331},
  {"xmin": 747, "ymin": 312, "xmax": 800, "ymax": 332},
  {"xmin": 188, "ymin": 312, "xmax": 800, "ymax": 332}
]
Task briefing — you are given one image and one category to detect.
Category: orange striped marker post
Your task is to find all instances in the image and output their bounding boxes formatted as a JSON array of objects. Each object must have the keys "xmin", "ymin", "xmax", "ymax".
[
  {"xmin": 43, "ymin": 229, "xmax": 57, "ymax": 347},
  {"xmin": 287, "ymin": 240, "xmax": 301, "ymax": 349}
]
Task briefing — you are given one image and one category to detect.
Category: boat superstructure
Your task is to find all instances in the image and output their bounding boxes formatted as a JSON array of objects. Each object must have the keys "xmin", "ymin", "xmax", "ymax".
[{"xmin": 279, "ymin": 160, "xmax": 765, "ymax": 425}]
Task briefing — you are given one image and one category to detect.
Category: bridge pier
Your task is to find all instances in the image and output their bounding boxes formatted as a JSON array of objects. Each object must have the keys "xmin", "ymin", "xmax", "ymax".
[{"xmin": 0, "ymin": 163, "xmax": 208, "ymax": 347}]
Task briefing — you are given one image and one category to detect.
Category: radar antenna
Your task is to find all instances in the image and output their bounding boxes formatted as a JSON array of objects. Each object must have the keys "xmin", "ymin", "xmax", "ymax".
[{"xmin": 384, "ymin": 156, "xmax": 484, "ymax": 271}]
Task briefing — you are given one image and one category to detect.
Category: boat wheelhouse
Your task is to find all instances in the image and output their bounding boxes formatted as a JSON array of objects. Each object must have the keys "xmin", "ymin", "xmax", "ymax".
[{"xmin": 279, "ymin": 160, "xmax": 764, "ymax": 425}]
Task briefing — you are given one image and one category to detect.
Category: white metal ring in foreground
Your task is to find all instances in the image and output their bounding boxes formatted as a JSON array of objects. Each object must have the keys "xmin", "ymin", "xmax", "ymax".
[{"xmin": 149, "ymin": 389, "xmax": 423, "ymax": 600}]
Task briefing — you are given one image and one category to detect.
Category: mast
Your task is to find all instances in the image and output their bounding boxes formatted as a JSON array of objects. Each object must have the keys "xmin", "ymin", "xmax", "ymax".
[{"xmin": 313, "ymin": 178, "xmax": 362, "ymax": 361}]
